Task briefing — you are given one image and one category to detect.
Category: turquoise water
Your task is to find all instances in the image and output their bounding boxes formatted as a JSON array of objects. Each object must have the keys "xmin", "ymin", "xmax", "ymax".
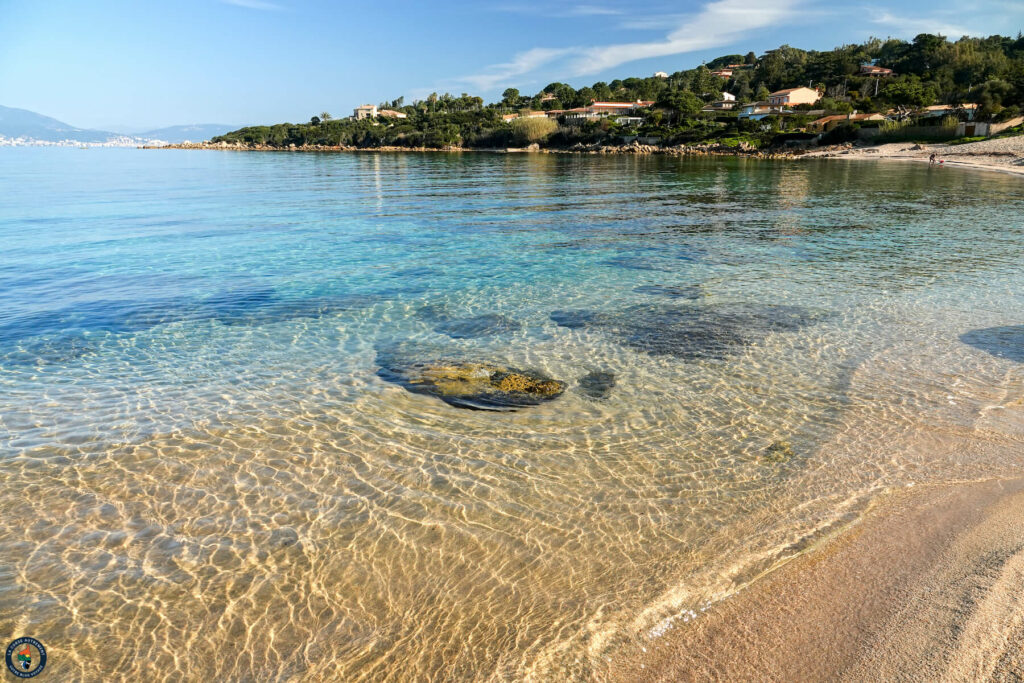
[{"xmin": 1, "ymin": 148, "xmax": 1022, "ymax": 680}]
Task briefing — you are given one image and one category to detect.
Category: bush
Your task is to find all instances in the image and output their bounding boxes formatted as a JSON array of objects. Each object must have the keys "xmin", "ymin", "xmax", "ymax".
[
  {"xmin": 510, "ymin": 117, "xmax": 558, "ymax": 145},
  {"xmin": 874, "ymin": 116, "xmax": 958, "ymax": 143}
]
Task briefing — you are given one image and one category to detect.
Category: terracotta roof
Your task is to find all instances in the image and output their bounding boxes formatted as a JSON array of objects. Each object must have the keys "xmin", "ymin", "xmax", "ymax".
[
  {"xmin": 589, "ymin": 101, "xmax": 653, "ymax": 108},
  {"xmin": 769, "ymin": 87, "xmax": 816, "ymax": 96},
  {"xmin": 924, "ymin": 103, "xmax": 979, "ymax": 111},
  {"xmin": 809, "ymin": 113, "xmax": 885, "ymax": 127}
]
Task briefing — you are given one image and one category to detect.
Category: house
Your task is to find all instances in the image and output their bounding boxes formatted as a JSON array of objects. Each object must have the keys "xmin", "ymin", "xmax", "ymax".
[
  {"xmin": 561, "ymin": 107, "xmax": 593, "ymax": 121},
  {"xmin": 737, "ymin": 101, "xmax": 793, "ymax": 120},
  {"xmin": 920, "ymin": 103, "xmax": 980, "ymax": 121},
  {"xmin": 377, "ymin": 109, "xmax": 407, "ymax": 119},
  {"xmin": 547, "ymin": 101, "xmax": 655, "ymax": 123},
  {"xmin": 654, "ymin": 71, "xmax": 669, "ymax": 78},
  {"xmin": 807, "ymin": 113, "xmax": 885, "ymax": 131},
  {"xmin": 768, "ymin": 87, "xmax": 821, "ymax": 107},
  {"xmin": 615, "ymin": 116, "xmax": 645, "ymax": 126},
  {"xmin": 353, "ymin": 104, "xmax": 378, "ymax": 120},
  {"xmin": 702, "ymin": 95, "xmax": 737, "ymax": 112},
  {"xmin": 503, "ymin": 110, "xmax": 556, "ymax": 122},
  {"xmin": 587, "ymin": 100, "xmax": 654, "ymax": 116},
  {"xmin": 859, "ymin": 64, "xmax": 894, "ymax": 77},
  {"xmin": 539, "ymin": 93, "xmax": 557, "ymax": 102},
  {"xmin": 710, "ymin": 68, "xmax": 733, "ymax": 79}
]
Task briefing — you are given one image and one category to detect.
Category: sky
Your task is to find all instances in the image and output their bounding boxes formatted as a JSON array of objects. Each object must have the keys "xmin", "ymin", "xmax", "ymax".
[{"xmin": 1, "ymin": 0, "xmax": 1021, "ymax": 131}]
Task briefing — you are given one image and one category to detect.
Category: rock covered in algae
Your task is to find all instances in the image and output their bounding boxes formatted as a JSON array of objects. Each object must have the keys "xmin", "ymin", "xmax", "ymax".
[
  {"xmin": 763, "ymin": 440, "xmax": 795, "ymax": 462},
  {"xmin": 376, "ymin": 357, "xmax": 565, "ymax": 411}
]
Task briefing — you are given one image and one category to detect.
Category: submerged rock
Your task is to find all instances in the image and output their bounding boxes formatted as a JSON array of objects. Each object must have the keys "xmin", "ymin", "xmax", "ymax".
[
  {"xmin": 763, "ymin": 440, "xmax": 795, "ymax": 462},
  {"xmin": 551, "ymin": 302, "xmax": 827, "ymax": 360},
  {"xmin": 603, "ymin": 255, "xmax": 663, "ymax": 271},
  {"xmin": 549, "ymin": 309, "xmax": 603, "ymax": 330},
  {"xmin": 578, "ymin": 370, "xmax": 616, "ymax": 399},
  {"xmin": 434, "ymin": 314, "xmax": 522, "ymax": 339},
  {"xmin": 376, "ymin": 355, "xmax": 565, "ymax": 411},
  {"xmin": 959, "ymin": 325, "xmax": 1024, "ymax": 363},
  {"xmin": 633, "ymin": 284, "xmax": 702, "ymax": 300},
  {"xmin": 0, "ymin": 287, "xmax": 384, "ymax": 362}
]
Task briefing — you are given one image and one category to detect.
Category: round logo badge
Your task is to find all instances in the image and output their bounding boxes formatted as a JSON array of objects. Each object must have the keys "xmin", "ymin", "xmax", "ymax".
[{"xmin": 5, "ymin": 638, "xmax": 46, "ymax": 678}]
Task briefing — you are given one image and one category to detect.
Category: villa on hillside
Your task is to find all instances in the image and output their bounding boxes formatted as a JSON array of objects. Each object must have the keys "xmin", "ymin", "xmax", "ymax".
[
  {"xmin": 587, "ymin": 100, "xmax": 654, "ymax": 116},
  {"xmin": 920, "ymin": 103, "xmax": 980, "ymax": 120},
  {"xmin": 353, "ymin": 104, "xmax": 378, "ymax": 120},
  {"xmin": 860, "ymin": 64, "xmax": 894, "ymax": 77},
  {"xmin": 654, "ymin": 71, "xmax": 668, "ymax": 78},
  {"xmin": 737, "ymin": 101, "xmax": 792, "ymax": 120},
  {"xmin": 710, "ymin": 68, "xmax": 733, "ymax": 78},
  {"xmin": 377, "ymin": 109, "xmax": 407, "ymax": 119},
  {"xmin": 702, "ymin": 92, "xmax": 737, "ymax": 112},
  {"xmin": 767, "ymin": 87, "xmax": 821, "ymax": 107},
  {"xmin": 506, "ymin": 100, "xmax": 654, "ymax": 123}
]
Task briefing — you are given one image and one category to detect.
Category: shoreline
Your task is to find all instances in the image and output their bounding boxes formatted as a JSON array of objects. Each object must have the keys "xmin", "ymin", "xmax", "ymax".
[
  {"xmin": 608, "ymin": 476, "xmax": 1024, "ymax": 681},
  {"xmin": 143, "ymin": 136, "xmax": 1024, "ymax": 176}
]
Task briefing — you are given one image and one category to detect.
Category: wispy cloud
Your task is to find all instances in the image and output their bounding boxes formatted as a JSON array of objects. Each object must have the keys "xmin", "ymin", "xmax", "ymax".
[
  {"xmin": 568, "ymin": 0, "xmax": 801, "ymax": 75},
  {"xmin": 494, "ymin": 3, "xmax": 622, "ymax": 18},
  {"xmin": 868, "ymin": 10, "xmax": 970, "ymax": 38},
  {"xmin": 221, "ymin": 0, "xmax": 283, "ymax": 10},
  {"xmin": 451, "ymin": 0, "xmax": 801, "ymax": 92},
  {"xmin": 457, "ymin": 47, "xmax": 574, "ymax": 91},
  {"xmin": 565, "ymin": 5, "xmax": 622, "ymax": 16}
]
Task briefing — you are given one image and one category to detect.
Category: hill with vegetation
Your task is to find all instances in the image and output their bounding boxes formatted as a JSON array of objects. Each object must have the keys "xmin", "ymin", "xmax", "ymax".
[{"xmin": 211, "ymin": 33, "xmax": 1024, "ymax": 151}]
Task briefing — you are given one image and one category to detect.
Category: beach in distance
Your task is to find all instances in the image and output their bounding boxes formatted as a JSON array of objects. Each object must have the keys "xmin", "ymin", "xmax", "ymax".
[{"xmin": 1, "ymin": 147, "xmax": 1022, "ymax": 680}]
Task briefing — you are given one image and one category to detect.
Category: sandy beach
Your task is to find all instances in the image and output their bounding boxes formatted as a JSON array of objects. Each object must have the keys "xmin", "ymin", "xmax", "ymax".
[
  {"xmin": 610, "ymin": 475, "xmax": 1024, "ymax": 682},
  {"xmin": 803, "ymin": 134, "xmax": 1024, "ymax": 177}
]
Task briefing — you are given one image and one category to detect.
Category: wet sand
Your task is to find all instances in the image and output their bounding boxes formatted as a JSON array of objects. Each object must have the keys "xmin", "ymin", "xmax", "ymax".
[{"xmin": 611, "ymin": 477, "xmax": 1024, "ymax": 682}]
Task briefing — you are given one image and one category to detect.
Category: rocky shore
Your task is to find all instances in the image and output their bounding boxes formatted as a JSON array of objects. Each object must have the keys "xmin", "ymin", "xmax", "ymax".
[
  {"xmin": 142, "ymin": 135, "xmax": 1024, "ymax": 174},
  {"xmin": 141, "ymin": 139, "xmax": 795, "ymax": 159}
]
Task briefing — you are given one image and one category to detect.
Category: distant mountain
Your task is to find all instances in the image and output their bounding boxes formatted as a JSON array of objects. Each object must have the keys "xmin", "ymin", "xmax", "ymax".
[
  {"xmin": 135, "ymin": 124, "xmax": 237, "ymax": 143},
  {"xmin": 0, "ymin": 104, "xmax": 123, "ymax": 143},
  {"xmin": 0, "ymin": 105, "xmax": 234, "ymax": 146}
]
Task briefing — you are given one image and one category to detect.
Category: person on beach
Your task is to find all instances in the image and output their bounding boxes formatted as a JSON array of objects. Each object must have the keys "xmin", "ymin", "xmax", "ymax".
[{"xmin": 929, "ymin": 153, "xmax": 936, "ymax": 164}]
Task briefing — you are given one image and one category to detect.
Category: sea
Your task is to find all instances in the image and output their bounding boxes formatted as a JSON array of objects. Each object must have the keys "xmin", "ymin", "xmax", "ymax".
[{"xmin": 1, "ymin": 148, "xmax": 1022, "ymax": 680}]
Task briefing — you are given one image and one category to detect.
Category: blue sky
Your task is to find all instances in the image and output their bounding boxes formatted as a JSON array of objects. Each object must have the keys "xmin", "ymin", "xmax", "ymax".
[{"xmin": 1, "ymin": 0, "xmax": 1021, "ymax": 131}]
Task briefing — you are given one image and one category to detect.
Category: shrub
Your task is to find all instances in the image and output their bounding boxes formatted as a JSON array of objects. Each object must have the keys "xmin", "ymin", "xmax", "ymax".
[{"xmin": 511, "ymin": 117, "xmax": 558, "ymax": 145}]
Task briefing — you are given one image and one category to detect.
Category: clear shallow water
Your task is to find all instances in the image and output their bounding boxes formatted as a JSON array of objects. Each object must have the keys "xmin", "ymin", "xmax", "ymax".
[{"xmin": 1, "ymin": 148, "xmax": 1022, "ymax": 680}]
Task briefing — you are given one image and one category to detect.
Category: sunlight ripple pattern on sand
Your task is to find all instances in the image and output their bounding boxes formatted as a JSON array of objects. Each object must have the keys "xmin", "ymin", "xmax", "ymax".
[{"xmin": 0, "ymin": 150, "xmax": 1022, "ymax": 680}]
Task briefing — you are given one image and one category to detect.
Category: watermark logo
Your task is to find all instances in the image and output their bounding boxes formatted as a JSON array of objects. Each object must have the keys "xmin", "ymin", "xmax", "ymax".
[{"xmin": 5, "ymin": 638, "xmax": 46, "ymax": 678}]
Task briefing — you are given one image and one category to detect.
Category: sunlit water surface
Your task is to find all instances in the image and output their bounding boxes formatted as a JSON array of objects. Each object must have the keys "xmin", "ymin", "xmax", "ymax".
[{"xmin": 1, "ymin": 149, "xmax": 1022, "ymax": 680}]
